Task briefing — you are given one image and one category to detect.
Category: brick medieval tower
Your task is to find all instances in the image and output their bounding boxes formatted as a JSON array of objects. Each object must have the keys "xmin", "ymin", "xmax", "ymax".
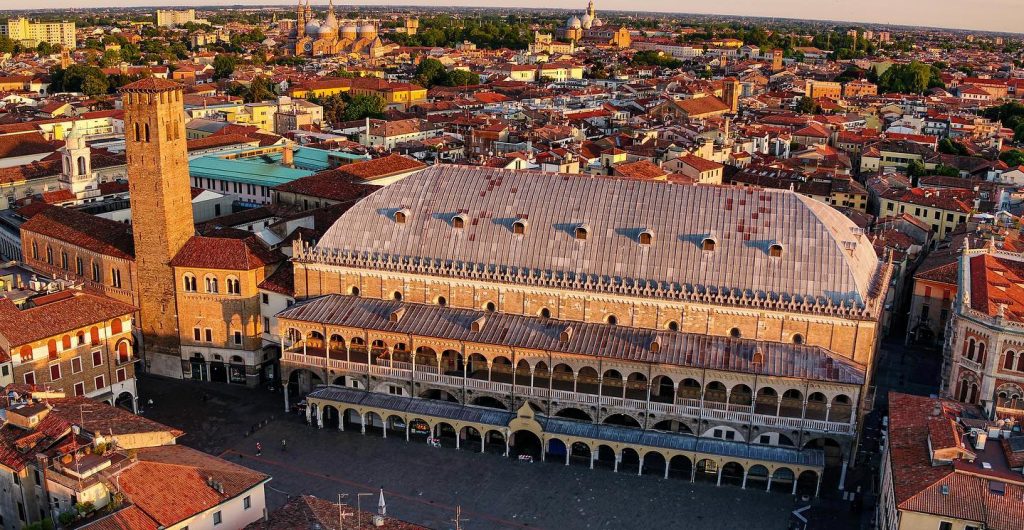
[{"xmin": 120, "ymin": 79, "xmax": 193, "ymax": 368}]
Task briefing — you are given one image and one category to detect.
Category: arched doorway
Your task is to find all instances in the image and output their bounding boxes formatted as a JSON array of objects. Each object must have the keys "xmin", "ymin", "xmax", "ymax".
[
  {"xmin": 694, "ymin": 459, "xmax": 719, "ymax": 483},
  {"xmin": 770, "ymin": 467, "xmax": 795, "ymax": 493},
  {"xmin": 420, "ymin": 389, "xmax": 460, "ymax": 403},
  {"xmin": 668, "ymin": 455, "xmax": 692, "ymax": 480},
  {"xmin": 720, "ymin": 462, "xmax": 745, "ymax": 486},
  {"xmin": 619, "ymin": 447, "xmax": 640, "ymax": 474},
  {"xmin": 747, "ymin": 464, "xmax": 770, "ymax": 489},
  {"xmin": 796, "ymin": 470, "xmax": 819, "ymax": 496},
  {"xmin": 545, "ymin": 438, "xmax": 568, "ymax": 462},
  {"xmin": 569, "ymin": 442, "xmax": 591, "ymax": 466},
  {"xmin": 642, "ymin": 451, "xmax": 666, "ymax": 477},
  {"xmin": 321, "ymin": 405, "xmax": 340, "ymax": 429},
  {"xmin": 602, "ymin": 413, "xmax": 640, "ymax": 428},
  {"xmin": 460, "ymin": 426, "xmax": 483, "ymax": 451},
  {"xmin": 511, "ymin": 430, "xmax": 542, "ymax": 459},
  {"xmin": 115, "ymin": 391, "xmax": 135, "ymax": 412},
  {"xmin": 469, "ymin": 395, "xmax": 507, "ymax": 410},
  {"xmin": 595, "ymin": 445, "xmax": 617, "ymax": 470}
]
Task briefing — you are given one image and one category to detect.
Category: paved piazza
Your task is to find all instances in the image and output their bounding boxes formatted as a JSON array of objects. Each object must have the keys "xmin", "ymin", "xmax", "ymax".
[{"xmin": 139, "ymin": 374, "xmax": 846, "ymax": 530}]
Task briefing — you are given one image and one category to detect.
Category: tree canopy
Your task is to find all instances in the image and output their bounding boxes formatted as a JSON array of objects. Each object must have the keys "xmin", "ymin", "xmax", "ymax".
[{"xmin": 876, "ymin": 61, "xmax": 944, "ymax": 94}]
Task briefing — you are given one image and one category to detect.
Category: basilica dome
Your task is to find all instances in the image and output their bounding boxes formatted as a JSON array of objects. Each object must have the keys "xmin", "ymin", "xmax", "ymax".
[{"xmin": 566, "ymin": 16, "xmax": 581, "ymax": 29}]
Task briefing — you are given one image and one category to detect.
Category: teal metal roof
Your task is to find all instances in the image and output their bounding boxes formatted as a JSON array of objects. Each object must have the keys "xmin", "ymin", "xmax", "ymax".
[
  {"xmin": 187, "ymin": 146, "xmax": 369, "ymax": 187},
  {"xmin": 189, "ymin": 155, "xmax": 315, "ymax": 187}
]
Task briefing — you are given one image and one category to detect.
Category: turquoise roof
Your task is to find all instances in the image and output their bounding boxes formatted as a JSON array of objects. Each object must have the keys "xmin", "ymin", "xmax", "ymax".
[
  {"xmin": 187, "ymin": 146, "xmax": 367, "ymax": 187},
  {"xmin": 189, "ymin": 155, "xmax": 315, "ymax": 187}
]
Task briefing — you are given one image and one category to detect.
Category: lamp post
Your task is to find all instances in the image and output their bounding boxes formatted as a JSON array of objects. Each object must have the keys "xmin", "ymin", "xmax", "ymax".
[{"xmin": 356, "ymin": 492, "xmax": 374, "ymax": 527}]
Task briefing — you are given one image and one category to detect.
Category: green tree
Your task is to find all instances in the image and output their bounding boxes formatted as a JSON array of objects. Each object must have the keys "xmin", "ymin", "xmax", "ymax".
[
  {"xmin": 51, "ymin": 64, "xmax": 108, "ymax": 95},
  {"xmin": 101, "ymin": 49, "xmax": 121, "ymax": 67},
  {"xmin": 1001, "ymin": 150, "xmax": 1024, "ymax": 168},
  {"xmin": 1015, "ymin": 123, "xmax": 1024, "ymax": 145},
  {"xmin": 36, "ymin": 41, "xmax": 57, "ymax": 55},
  {"xmin": 907, "ymin": 159, "xmax": 926, "ymax": 178},
  {"xmin": 341, "ymin": 94, "xmax": 385, "ymax": 121},
  {"xmin": 938, "ymin": 138, "xmax": 968, "ymax": 156},
  {"xmin": 415, "ymin": 57, "xmax": 446, "ymax": 88},
  {"xmin": 795, "ymin": 96, "xmax": 821, "ymax": 114},
  {"xmin": 80, "ymin": 74, "xmax": 110, "ymax": 96},
  {"xmin": 876, "ymin": 61, "xmax": 944, "ymax": 94},
  {"xmin": 0, "ymin": 36, "xmax": 14, "ymax": 54},
  {"xmin": 933, "ymin": 164, "xmax": 961, "ymax": 177},
  {"xmin": 442, "ymin": 69, "xmax": 480, "ymax": 87},
  {"xmin": 230, "ymin": 77, "xmax": 277, "ymax": 103},
  {"xmin": 212, "ymin": 54, "xmax": 238, "ymax": 80},
  {"xmin": 120, "ymin": 43, "xmax": 141, "ymax": 64}
]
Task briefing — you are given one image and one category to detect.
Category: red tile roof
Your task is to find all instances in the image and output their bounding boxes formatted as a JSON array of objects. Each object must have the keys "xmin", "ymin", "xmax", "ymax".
[
  {"xmin": 80, "ymin": 505, "xmax": 160, "ymax": 530},
  {"xmin": 170, "ymin": 235, "xmax": 284, "ymax": 271},
  {"xmin": 119, "ymin": 78, "xmax": 183, "ymax": 92},
  {"xmin": 118, "ymin": 445, "xmax": 269, "ymax": 528},
  {"xmin": 0, "ymin": 292, "xmax": 136, "ymax": 348},
  {"xmin": 335, "ymin": 154, "xmax": 427, "ymax": 182},
  {"xmin": 969, "ymin": 254, "xmax": 1024, "ymax": 321},
  {"xmin": 20, "ymin": 205, "xmax": 135, "ymax": 260}
]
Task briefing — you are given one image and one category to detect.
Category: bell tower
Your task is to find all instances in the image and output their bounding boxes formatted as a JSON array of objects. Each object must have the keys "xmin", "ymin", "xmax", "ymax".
[
  {"xmin": 59, "ymin": 126, "xmax": 96, "ymax": 198},
  {"xmin": 120, "ymin": 78, "xmax": 194, "ymax": 359}
]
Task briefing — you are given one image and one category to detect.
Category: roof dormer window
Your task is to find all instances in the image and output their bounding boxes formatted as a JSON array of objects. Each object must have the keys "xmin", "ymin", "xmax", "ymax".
[
  {"xmin": 702, "ymin": 238, "xmax": 716, "ymax": 252},
  {"xmin": 574, "ymin": 224, "xmax": 589, "ymax": 240},
  {"xmin": 769, "ymin": 244, "xmax": 783, "ymax": 258},
  {"xmin": 512, "ymin": 220, "xmax": 527, "ymax": 235},
  {"xmin": 452, "ymin": 214, "xmax": 466, "ymax": 229},
  {"xmin": 394, "ymin": 208, "xmax": 410, "ymax": 224},
  {"xmin": 639, "ymin": 230, "xmax": 654, "ymax": 245}
]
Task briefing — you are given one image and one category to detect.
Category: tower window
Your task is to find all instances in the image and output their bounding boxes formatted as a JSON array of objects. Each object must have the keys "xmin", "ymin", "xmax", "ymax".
[
  {"xmin": 702, "ymin": 238, "xmax": 716, "ymax": 251},
  {"xmin": 769, "ymin": 244, "xmax": 783, "ymax": 258},
  {"xmin": 144, "ymin": 123, "xmax": 150, "ymax": 142},
  {"xmin": 183, "ymin": 274, "xmax": 197, "ymax": 292},
  {"xmin": 134, "ymin": 122, "xmax": 140, "ymax": 142}
]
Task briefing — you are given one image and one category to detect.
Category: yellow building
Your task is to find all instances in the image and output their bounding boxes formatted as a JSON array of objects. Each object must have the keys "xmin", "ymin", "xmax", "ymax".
[
  {"xmin": 0, "ymin": 17, "xmax": 75, "ymax": 48},
  {"xmin": 876, "ymin": 188, "xmax": 973, "ymax": 240},
  {"xmin": 289, "ymin": 77, "xmax": 426, "ymax": 110},
  {"xmin": 804, "ymin": 80, "xmax": 843, "ymax": 100}
]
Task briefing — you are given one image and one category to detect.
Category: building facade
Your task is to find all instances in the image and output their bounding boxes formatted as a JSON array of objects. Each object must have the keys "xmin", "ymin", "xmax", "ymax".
[
  {"xmin": 943, "ymin": 244, "xmax": 1024, "ymax": 421},
  {"xmin": 278, "ymin": 165, "xmax": 891, "ymax": 491},
  {"xmin": 122, "ymin": 79, "xmax": 196, "ymax": 375},
  {"xmin": 0, "ymin": 17, "xmax": 75, "ymax": 48}
]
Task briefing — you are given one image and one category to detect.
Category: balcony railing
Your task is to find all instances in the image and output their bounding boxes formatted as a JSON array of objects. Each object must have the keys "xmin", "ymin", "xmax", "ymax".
[{"xmin": 283, "ymin": 351, "xmax": 856, "ymax": 435}]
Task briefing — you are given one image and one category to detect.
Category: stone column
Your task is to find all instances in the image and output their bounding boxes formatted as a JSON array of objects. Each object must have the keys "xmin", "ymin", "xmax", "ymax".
[
  {"xmin": 742, "ymin": 469, "xmax": 748, "ymax": 489},
  {"xmin": 613, "ymin": 453, "xmax": 619, "ymax": 473},
  {"xmin": 481, "ymin": 434, "xmax": 486, "ymax": 453},
  {"xmin": 663, "ymin": 460, "xmax": 670, "ymax": 479},
  {"xmin": 637, "ymin": 458, "xmax": 643, "ymax": 476},
  {"xmin": 360, "ymin": 413, "xmax": 366, "ymax": 434},
  {"xmin": 565, "ymin": 450, "xmax": 571, "ymax": 466},
  {"xmin": 590, "ymin": 451, "xmax": 595, "ymax": 469},
  {"xmin": 716, "ymin": 466, "xmax": 723, "ymax": 486},
  {"xmin": 405, "ymin": 423, "xmax": 409, "ymax": 442},
  {"xmin": 283, "ymin": 384, "xmax": 290, "ymax": 413},
  {"xmin": 767, "ymin": 475, "xmax": 773, "ymax": 491},
  {"xmin": 504, "ymin": 434, "xmax": 510, "ymax": 457},
  {"xmin": 792, "ymin": 477, "xmax": 799, "ymax": 495}
]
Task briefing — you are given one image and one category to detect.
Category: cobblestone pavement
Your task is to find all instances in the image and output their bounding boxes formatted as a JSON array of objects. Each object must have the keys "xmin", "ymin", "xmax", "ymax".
[{"xmin": 138, "ymin": 374, "xmax": 811, "ymax": 530}]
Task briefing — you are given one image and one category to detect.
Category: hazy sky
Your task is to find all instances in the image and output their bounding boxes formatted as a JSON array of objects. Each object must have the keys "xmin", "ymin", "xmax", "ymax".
[{"xmin": 13, "ymin": 1, "xmax": 1024, "ymax": 34}]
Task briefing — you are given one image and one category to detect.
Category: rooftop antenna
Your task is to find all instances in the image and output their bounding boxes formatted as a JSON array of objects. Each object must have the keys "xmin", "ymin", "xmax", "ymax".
[
  {"xmin": 451, "ymin": 505, "xmax": 469, "ymax": 530},
  {"xmin": 337, "ymin": 493, "xmax": 353, "ymax": 529}
]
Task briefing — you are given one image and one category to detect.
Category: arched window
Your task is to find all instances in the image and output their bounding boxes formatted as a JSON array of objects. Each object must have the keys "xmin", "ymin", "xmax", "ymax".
[
  {"xmin": 144, "ymin": 123, "xmax": 150, "ymax": 142},
  {"xmin": 90, "ymin": 326, "xmax": 100, "ymax": 344},
  {"xmin": 46, "ymin": 245, "xmax": 53, "ymax": 265},
  {"xmin": 452, "ymin": 215, "xmax": 465, "ymax": 229},
  {"xmin": 117, "ymin": 340, "xmax": 131, "ymax": 363},
  {"xmin": 226, "ymin": 276, "xmax": 241, "ymax": 295},
  {"xmin": 485, "ymin": 301, "xmax": 496, "ymax": 312},
  {"xmin": 512, "ymin": 220, "xmax": 527, "ymax": 235},
  {"xmin": 792, "ymin": 333, "xmax": 804, "ymax": 345},
  {"xmin": 205, "ymin": 275, "xmax": 218, "ymax": 294},
  {"xmin": 77, "ymin": 156, "xmax": 86, "ymax": 176},
  {"xmin": 76, "ymin": 331, "xmax": 86, "ymax": 346},
  {"xmin": 966, "ymin": 338, "xmax": 976, "ymax": 360},
  {"xmin": 769, "ymin": 244, "xmax": 783, "ymax": 258},
  {"xmin": 729, "ymin": 327, "xmax": 741, "ymax": 338},
  {"xmin": 574, "ymin": 225, "xmax": 589, "ymax": 240},
  {"xmin": 111, "ymin": 318, "xmax": 123, "ymax": 335},
  {"xmin": 436, "ymin": 296, "xmax": 447, "ymax": 307},
  {"xmin": 392, "ymin": 291, "xmax": 403, "ymax": 301},
  {"xmin": 639, "ymin": 230, "xmax": 654, "ymax": 245},
  {"xmin": 977, "ymin": 342, "xmax": 987, "ymax": 365},
  {"xmin": 61, "ymin": 335, "xmax": 71, "ymax": 350},
  {"xmin": 47, "ymin": 339, "xmax": 58, "ymax": 360},
  {"xmin": 31, "ymin": 241, "xmax": 38, "ymax": 259},
  {"xmin": 606, "ymin": 315, "xmax": 618, "ymax": 326},
  {"xmin": 183, "ymin": 273, "xmax": 197, "ymax": 292},
  {"xmin": 539, "ymin": 307, "xmax": 551, "ymax": 319},
  {"xmin": 349, "ymin": 286, "xmax": 360, "ymax": 296},
  {"xmin": 1017, "ymin": 353, "xmax": 1024, "ymax": 372},
  {"xmin": 702, "ymin": 238, "xmax": 716, "ymax": 251},
  {"xmin": 394, "ymin": 209, "xmax": 408, "ymax": 224},
  {"xmin": 1005, "ymin": 350, "xmax": 1016, "ymax": 371},
  {"xmin": 134, "ymin": 122, "xmax": 140, "ymax": 142},
  {"xmin": 19, "ymin": 345, "xmax": 32, "ymax": 362},
  {"xmin": 667, "ymin": 320, "xmax": 679, "ymax": 331}
]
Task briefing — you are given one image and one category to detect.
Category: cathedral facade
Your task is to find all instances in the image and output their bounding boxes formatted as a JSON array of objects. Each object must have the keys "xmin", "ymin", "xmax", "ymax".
[
  {"xmin": 555, "ymin": 1, "xmax": 630, "ymax": 49},
  {"xmin": 288, "ymin": 0, "xmax": 386, "ymax": 58}
]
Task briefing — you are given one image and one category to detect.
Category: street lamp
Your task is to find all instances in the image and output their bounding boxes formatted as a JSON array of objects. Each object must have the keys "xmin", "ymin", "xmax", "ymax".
[{"xmin": 356, "ymin": 492, "xmax": 374, "ymax": 528}]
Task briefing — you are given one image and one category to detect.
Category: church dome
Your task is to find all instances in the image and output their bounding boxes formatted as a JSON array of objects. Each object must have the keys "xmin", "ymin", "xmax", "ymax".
[
  {"xmin": 580, "ymin": 14, "xmax": 593, "ymax": 29},
  {"xmin": 566, "ymin": 16, "xmax": 581, "ymax": 29},
  {"xmin": 304, "ymin": 19, "xmax": 321, "ymax": 35},
  {"xmin": 342, "ymin": 23, "xmax": 358, "ymax": 38},
  {"xmin": 318, "ymin": 23, "xmax": 336, "ymax": 39},
  {"xmin": 592, "ymin": 18, "xmax": 604, "ymax": 27},
  {"xmin": 323, "ymin": 10, "xmax": 338, "ymax": 30},
  {"xmin": 359, "ymin": 23, "xmax": 376, "ymax": 37}
]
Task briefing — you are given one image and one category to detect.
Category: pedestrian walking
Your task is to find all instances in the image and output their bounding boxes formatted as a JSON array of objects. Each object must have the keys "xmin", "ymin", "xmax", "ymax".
[
  {"xmin": 256, "ymin": 442, "xmax": 262, "ymax": 456},
  {"xmin": 281, "ymin": 438, "xmax": 287, "ymax": 452}
]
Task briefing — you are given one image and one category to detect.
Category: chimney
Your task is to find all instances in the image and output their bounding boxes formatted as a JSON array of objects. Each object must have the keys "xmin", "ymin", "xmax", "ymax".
[{"xmin": 282, "ymin": 144, "xmax": 294, "ymax": 168}]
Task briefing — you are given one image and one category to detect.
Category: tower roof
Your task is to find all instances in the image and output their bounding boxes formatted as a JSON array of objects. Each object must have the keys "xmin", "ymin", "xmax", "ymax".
[{"xmin": 119, "ymin": 78, "xmax": 182, "ymax": 93}]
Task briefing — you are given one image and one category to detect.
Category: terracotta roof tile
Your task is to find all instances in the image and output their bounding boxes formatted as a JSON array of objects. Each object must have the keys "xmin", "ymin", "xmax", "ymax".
[
  {"xmin": 171, "ymin": 235, "xmax": 284, "ymax": 271},
  {"xmin": 20, "ymin": 205, "xmax": 135, "ymax": 260},
  {"xmin": 0, "ymin": 292, "xmax": 136, "ymax": 347}
]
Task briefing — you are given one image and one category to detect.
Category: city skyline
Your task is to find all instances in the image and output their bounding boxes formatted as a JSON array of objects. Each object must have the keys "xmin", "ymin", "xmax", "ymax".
[{"xmin": 7, "ymin": 1, "xmax": 1023, "ymax": 35}]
